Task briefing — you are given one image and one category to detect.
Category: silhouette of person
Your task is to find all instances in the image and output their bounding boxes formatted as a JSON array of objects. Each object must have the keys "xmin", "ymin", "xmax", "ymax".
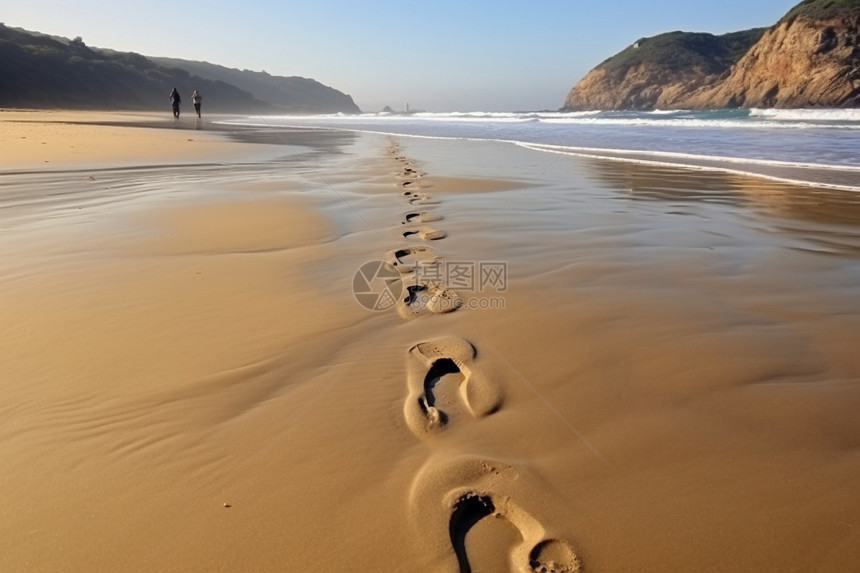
[
  {"xmin": 191, "ymin": 90, "xmax": 202, "ymax": 118},
  {"xmin": 170, "ymin": 88, "xmax": 181, "ymax": 118}
]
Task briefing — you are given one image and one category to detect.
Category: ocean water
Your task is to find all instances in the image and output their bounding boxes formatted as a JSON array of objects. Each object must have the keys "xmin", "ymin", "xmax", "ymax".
[{"xmin": 221, "ymin": 109, "xmax": 860, "ymax": 191}]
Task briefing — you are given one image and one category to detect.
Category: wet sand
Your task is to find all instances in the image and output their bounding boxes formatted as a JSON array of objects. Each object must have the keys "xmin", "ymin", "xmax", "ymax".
[
  {"xmin": 1, "ymin": 111, "xmax": 859, "ymax": 572},
  {"xmin": 521, "ymin": 142, "xmax": 860, "ymax": 192}
]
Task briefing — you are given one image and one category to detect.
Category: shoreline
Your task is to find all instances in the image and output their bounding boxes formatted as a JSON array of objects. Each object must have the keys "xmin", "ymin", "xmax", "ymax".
[
  {"xmin": 217, "ymin": 110, "xmax": 860, "ymax": 192},
  {"xmin": 2, "ymin": 112, "xmax": 859, "ymax": 571},
  {"xmin": 9, "ymin": 108, "xmax": 859, "ymax": 192},
  {"xmin": 518, "ymin": 141, "xmax": 860, "ymax": 193}
]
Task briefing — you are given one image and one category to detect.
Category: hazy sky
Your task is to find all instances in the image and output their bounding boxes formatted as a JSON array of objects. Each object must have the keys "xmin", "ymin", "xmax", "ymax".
[{"xmin": 3, "ymin": 1, "xmax": 796, "ymax": 112}]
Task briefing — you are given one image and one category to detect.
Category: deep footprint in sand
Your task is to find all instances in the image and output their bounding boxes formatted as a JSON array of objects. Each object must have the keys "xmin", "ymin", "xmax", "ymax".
[
  {"xmin": 409, "ymin": 455, "xmax": 582, "ymax": 573},
  {"xmin": 403, "ymin": 211, "xmax": 443, "ymax": 224},
  {"xmin": 450, "ymin": 495, "xmax": 580, "ymax": 573},
  {"xmin": 403, "ymin": 226, "xmax": 446, "ymax": 241},
  {"xmin": 403, "ymin": 336, "xmax": 502, "ymax": 436},
  {"xmin": 396, "ymin": 282, "xmax": 462, "ymax": 320},
  {"xmin": 385, "ymin": 246, "xmax": 440, "ymax": 274}
]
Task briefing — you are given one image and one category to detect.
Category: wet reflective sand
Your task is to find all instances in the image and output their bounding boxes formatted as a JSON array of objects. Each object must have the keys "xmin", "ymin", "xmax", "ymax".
[{"xmin": 1, "ymin": 118, "xmax": 858, "ymax": 572}]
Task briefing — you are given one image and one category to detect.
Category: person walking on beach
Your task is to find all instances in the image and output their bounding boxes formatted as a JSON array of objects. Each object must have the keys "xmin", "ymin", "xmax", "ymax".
[
  {"xmin": 191, "ymin": 89, "xmax": 202, "ymax": 118},
  {"xmin": 170, "ymin": 87, "xmax": 181, "ymax": 118}
]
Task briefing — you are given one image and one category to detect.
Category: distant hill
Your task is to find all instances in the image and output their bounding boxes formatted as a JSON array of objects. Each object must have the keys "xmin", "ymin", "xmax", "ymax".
[
  {"xmin": 563, "ymin": 0, "xmax": 860, "ymax": 110},
  {"xmin": 150, "ymin": 57, "xmax": 360, "ymax": 114},
  {"xmin": 0, "ymin": 24, "xmax": 360, "ymax": 113}
]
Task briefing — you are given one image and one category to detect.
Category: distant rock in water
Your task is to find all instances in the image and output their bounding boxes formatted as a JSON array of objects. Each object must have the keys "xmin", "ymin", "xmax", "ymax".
[{"xmin": 563, "ymin": 0, "xmax": 860, "ymax": 110}]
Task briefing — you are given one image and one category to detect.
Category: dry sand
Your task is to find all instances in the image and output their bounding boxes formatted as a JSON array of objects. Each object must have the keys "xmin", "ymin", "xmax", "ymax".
[
  {"xmin": 1, "ymin": 111, "xmax": 859, "ymax": 572},
  {"xmin": 0, "ymin": 110, "xmax": 289, "ymax": 171}
]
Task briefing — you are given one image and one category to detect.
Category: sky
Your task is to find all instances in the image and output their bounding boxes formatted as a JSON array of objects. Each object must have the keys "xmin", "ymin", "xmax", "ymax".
[{"xmin": 2, "ymin": 1, "xmax": 798, "ymax": 112}]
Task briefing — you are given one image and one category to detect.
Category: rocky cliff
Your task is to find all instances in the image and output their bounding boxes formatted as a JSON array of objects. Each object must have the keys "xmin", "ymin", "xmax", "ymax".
[
  {"xmin": 683, "ymin": 6, "xmax": 860, "ymax": 108},
  {"xmin": 563, "ymin": 0, "xmax": 860, "ymax": 110},
  {"xmin": 562, "ymin": 30, "xmax": 763, "ymax": 110}
]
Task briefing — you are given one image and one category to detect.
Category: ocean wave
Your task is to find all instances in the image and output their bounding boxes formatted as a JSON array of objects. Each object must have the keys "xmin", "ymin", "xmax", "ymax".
[
  {"xmin": 410, "ymin": 111, "xmax": 601, "ymax": 120},
  {"xmin": 231, "ymin": 110, "xmax": 860, "ymax": 130},
  {"xmin": 538, "ymin": 117, "xmax": 828, "ymax": 129},
  {"xmin": 749, "ymin": 108, "xmax": 860, "ymax": 122},
  {"xmin": 648, "ymin": 109, "xmax": 693, "ymax": 115},
  {"xmin": 518, "ymin": 142, "xmax": 860, "ymax": 172},
  {"xmin": 218, "ymin": 111, "xmax": 860, "ymax": 184},
  {"xmin": 516, "ymin": 142, "xmax": 860, "ymax": 192}
]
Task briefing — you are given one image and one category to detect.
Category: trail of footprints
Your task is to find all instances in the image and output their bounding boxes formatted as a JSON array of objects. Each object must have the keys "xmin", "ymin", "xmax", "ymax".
[
  {"xmin": 385, "ymin": 143, "xmax": 581, "ymax": 573},
  {"xmin": 385, "ymin": 149, "xmax": 460, "ymax": 320}
]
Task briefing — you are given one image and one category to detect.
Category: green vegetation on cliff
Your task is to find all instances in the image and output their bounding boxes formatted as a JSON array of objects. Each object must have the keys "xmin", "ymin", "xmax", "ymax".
[
  {"xmin": 597, "ymin": 28, "xmax": 765, "ymax": 82},
  {"xmin": 564, "ymin": 0, "xmax": 860, "ymax": 110},
  {"xmin": 783, "ymin": 0, "xmax": 860, "ymax": 21}
]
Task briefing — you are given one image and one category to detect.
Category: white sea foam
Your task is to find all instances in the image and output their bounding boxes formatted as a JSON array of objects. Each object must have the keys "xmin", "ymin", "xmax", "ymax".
[
  {"xmin": 517, "ymin": 142, "xmax": 860, "ymax": 173},
  {"xmin": 230, "ymin": 110, "xmax": 860, "ymax": 130},
  {"xmin": 749, "ymin": 108, "xmax": 860, "ymax": 122},
  {"xmin": 516, "ymin": 142, "xmax": 860, "ymax": 193},
  {"xmin": 218, "ymin": 109, "xmax": 860, "ymax": 188},
  {"xmin": 539, "ymin": 116, "xmax": 827, "ymax": 129}
]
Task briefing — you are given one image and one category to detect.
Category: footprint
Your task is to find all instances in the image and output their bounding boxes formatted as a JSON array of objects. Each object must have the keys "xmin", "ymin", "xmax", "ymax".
[
  {"xmin": 403, "ymin": 211, "xmax": 443, "ymax": 224},
  {"xmin": 409, "ymin": 192, "xmax": 438, "ymax": 206},
  {"xmin": 527, "ymin": 540, "xmax": 581, "ymax": 573},
  {"xmin": 385, "ymin": 246, "xmax": 439, "ymax": 274},
  {"xmin": 403, "ymin": 226, "xmax": 447, "ymax": 241},
  {"xmin": 399, "ymin": 168, "xmax": 424, "ymax": 182},
  {"xmin": 409, "ymin": 455, "xmax": 581, "ymax": 573},
  {"xmin": 403, "ymin": 337, "xmax": 502, "ymax": 435},
  {"xmin": 402, "ymin": 167, "xmax": 425, "ymax": 177},
  {"xmin": 396, "ymin": 283, "xmax": 462, "ymax": 320},
  {"xmin": 450, "ymin": 495, "xmax": 579, "ymax": 573}
]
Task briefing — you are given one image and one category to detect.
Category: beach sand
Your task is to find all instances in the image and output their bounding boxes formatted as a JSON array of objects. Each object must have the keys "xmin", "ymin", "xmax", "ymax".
[{"xmin": 1, "ymin": 111, "xmax": 859, "ymax": 572}]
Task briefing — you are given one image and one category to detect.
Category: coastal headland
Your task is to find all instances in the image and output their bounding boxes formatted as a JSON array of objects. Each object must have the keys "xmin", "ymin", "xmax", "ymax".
[{"xmin": 563, "ymin": 0, "xmax": 860, "ymax": 110}]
